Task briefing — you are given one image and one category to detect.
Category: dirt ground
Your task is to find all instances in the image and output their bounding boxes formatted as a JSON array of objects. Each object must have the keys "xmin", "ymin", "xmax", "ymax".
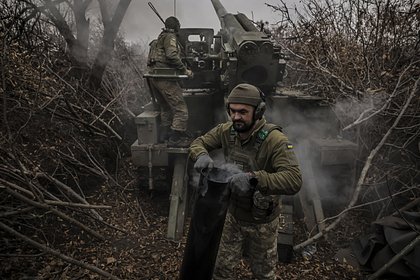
[{"xmin": 0, "ymin": 159, "xmax": 370, "ymax": 280}]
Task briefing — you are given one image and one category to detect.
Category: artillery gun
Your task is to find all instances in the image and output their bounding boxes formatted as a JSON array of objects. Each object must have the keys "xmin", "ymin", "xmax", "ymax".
[{"xmin": 131, "ymin": 0, "xmax": 358, "ymax": 259}]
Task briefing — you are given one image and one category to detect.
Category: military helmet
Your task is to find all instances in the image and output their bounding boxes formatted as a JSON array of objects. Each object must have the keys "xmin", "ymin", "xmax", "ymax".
[
  {"xmin": 226, "ymin": 83, "xmax": 266, "ymax": 119},
  {"xmin": 165, "ymin": 16, "xmax": 180, "ymax": 31}
]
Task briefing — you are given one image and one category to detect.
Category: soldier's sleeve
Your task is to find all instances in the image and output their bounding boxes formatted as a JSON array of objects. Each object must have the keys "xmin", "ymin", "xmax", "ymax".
[
  {"xmin": 254, "ymin": 130, "xmax": 302, "ymax": 195},
  {"xmin": 163, "ymin": 34, "xmax": 187, "ymax": 71},
  {"xmin": 189, "ymin": 123, "xmax": 225, "ymax": 161}
]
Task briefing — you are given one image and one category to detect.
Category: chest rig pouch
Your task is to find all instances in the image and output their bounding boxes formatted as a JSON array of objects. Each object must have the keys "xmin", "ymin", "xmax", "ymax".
[
  {"xmin": 147, "ymin": 39, "xmax": 158, "ymax": 66},
  {"xmin": 149, "ymin": 31, "xmax": 181, "ymax": 67},
  {"xmin": 226, "ymin": 124, "xmax": 282, "ymax": 223}
]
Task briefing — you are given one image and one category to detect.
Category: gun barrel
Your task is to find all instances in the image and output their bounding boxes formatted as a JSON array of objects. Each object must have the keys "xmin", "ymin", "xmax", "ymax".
[
  {"xmin": 211, "ymin": 0, "xmax": 228, "ymax": 19},
  {"xmin": 211, "ymin": 0, "xmax": 245, "ymax": 39},
  {"xmin": 210, "ymin": 0, "xmax": 284, "ymax": 93},
  {"xmin": 236, "ymin": 13, "xmax": 259, "ymax": 32}
]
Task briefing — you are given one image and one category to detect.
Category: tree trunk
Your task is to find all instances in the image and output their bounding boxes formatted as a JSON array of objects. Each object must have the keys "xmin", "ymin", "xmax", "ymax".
[
  {"xmin": 72, "ymin": 0, "xmax": 91, "ymax": 70},
  {"xmin": 89, "ymin": 0, "xmax": 132, "ymax": 90},
  {"xmin": 42, "ymin": 0, "xmax": 90, "ymax": 72}
]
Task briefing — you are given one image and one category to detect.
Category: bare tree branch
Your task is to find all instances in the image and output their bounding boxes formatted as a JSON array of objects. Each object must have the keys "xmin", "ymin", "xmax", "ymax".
[
  {"xmin": 294, "ymin": 75, "xmax": 420, "ymax": 251},
  {"xmin": 0, "ymin": 221, "xmax": 120, "ymax": 280}
]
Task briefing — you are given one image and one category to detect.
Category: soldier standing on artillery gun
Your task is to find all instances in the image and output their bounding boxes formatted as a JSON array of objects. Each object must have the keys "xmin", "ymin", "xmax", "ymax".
[
  {"xmin": 147, "ymin": 16, "xmax": 193, "ymax": 148},
  {"xmin": 189, "ymin": 84, "xmax": 302, "ymax": 280}
]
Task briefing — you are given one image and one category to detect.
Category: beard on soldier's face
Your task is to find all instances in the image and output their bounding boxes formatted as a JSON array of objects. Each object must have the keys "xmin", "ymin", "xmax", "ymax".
[{"xmin": 232, "ymin": 120, "xmax": 254, "ymax": 133}]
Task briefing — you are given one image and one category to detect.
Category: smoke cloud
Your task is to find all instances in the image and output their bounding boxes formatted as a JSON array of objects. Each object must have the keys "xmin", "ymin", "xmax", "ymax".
[
  {"xmin": 265, "ymin": 99, "xmax": 356, "ymax": 212},
  {"xmin": 333, "ymin": 93, "xmax": 387, "ymax": 129},
  {"xmin": 121, "ymin": 0, "xmax": 298, "ymax": 43}
]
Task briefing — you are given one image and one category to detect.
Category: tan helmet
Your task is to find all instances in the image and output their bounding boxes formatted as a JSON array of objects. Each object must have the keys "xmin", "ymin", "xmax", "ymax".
[{"xmin": 226, "ymin": 83, "xmax": 266, "ymax": 119}]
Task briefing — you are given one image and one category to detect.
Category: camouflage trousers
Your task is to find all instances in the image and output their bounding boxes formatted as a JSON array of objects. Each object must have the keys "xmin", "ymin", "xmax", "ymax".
[
  {"xmin": 213, "ymin": 212, "xmax": 279, "ymax": 280},
  {"xmin": 150, "ymin": 79, "xmax": 188, "ymax": 131}
]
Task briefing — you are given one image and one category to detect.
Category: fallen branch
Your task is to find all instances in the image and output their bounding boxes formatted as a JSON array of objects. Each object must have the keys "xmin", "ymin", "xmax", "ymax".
[
  {"xmin": 97, "ymin": 219, "xmax": 128, "ymax": 234},
  {"xmin": 44, "ymin": 106, "xmax": 108, "ymax": 137},
  {"xmin": 45, "ymin": 62, "xmax": 124, "ymax": 127},
  {"xmin": 5, "ymin": 187, "xmax": 104, "ymax": 240},
  {"xmin": 90, "ymin": 86, "xmax": 126, "ymax": 126},
  {"xmin": 70, "ymin": 138, "xmax": 118, "ymax": 185},
  {"xmin": 67, "ymin": 102, "xmax": 123, "ymax": 141},
  {"xmin": 0, "ymin": 207, "xmax": 35, "ymax": 217},
  {"xmin": 45, "ymin": 200, "xmax": 112, "ymax": 209},
  {"xmin": 37, "ymin": 172, "xmax": 104, "ymax": 221},
  {"xmin": 52, "ymin": 148, "xmax": 107, "ymax": 179},
  {"xmin": 136, "ymin": 195, "xmax": 150, "ymax": 227},
  {"xmin": 0, "ymin": 167, "xmax": 113, "ymax": 212},
  {"xmin": 294, "ymin": 75, "xmax": 420, "ymax": 251},
  {"xmin": 0, "ymin": 177, "xmax": 35, "ymax": 198},
  {"xmin": 0, "ymin": 221, "xmax": 120, "ymax": 280}
]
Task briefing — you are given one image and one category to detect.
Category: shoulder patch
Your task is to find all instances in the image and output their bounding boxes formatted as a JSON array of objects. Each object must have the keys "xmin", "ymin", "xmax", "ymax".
[
  {"xmin": 286, "ymin": 143, "xmax": 293, "ymax": 149},
  {"xmin": 169, "ymin": 37, "xmax": 177, "ymax": 47},
  {"xmin": 258, "ymin": 130, "xmax": 269, "ymax": 141}
]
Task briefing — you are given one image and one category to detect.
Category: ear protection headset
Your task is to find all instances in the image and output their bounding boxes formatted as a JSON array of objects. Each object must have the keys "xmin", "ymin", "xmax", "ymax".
[
  {"xmin": 226, "ymin": 86, "xmax": 266, "ymax": 120},
  {"xmin": 254, "ymin": 88, "xmax": 266, "ymax": 120}
]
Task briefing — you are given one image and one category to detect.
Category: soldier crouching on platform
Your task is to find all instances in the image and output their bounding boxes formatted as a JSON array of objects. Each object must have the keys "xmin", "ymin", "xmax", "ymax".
[
  {"xmin": 147, "ymin": 16, "xmax": 193, "ymax": 148},
  {"xmin": 189, "ymin": 83, "xmax": 302, "ymax": 280}
]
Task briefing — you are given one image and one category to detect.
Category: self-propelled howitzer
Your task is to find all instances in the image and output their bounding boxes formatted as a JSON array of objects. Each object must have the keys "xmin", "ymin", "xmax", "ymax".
[
  {"xmin": 211, "ymin": 0, "xmax": 285, "ymax": 94},
  {"xmin": 132, "ymin": 0, "xmax": 358, "ymax": 252}
]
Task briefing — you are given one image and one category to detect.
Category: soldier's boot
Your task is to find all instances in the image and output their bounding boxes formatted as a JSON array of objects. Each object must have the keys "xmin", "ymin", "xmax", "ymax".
[
  {"xmin": 159, "ymin": 125, "xmax": 170, "ymax": 143},
  {"xmin": 168, "ymin": 130, "xmax": 191, "ymax": 148}
]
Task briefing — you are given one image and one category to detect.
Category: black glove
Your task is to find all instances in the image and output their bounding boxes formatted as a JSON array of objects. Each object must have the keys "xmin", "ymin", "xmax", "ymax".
[
  {"xmin": 194, "ymin": 154, "xmax": 214, "ymax": 172},
  {"xmin": 229, "ymin": 172, "xmax": 257, "ymax": 196}
]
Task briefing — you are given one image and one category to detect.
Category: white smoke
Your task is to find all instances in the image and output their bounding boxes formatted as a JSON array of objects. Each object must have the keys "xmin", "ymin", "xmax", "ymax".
[{"xmin": 266, "ymin": 98, "xmax": 355, "ymax": 213}]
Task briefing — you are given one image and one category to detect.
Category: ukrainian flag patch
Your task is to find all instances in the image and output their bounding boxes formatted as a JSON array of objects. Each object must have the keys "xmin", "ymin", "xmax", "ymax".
[{"xmin": 287, "ymin": 143, "xmax": 293, "ymax": 149}]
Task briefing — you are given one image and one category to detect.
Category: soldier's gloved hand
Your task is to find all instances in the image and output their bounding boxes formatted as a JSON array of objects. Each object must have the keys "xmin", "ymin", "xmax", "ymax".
[
  {"xmin": 229, "ymin": 172, "xmax": 257, "ymax": 196},
  {"xmin": 186, "ymin": 69, "xmax": 194, "ymax": 78},
  {"xmin": 194, "ymin": 154, "xmax": 214, "ymax": 173}
]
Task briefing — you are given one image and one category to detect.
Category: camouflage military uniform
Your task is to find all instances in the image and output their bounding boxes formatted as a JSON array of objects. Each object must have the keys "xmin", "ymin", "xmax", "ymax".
[
  {"xmin": 215, "ymin": 212, "xmax": 279, "ymax": 279},
  {"xmin": 189, "ymin": 117, "xmax": 302, "ymax": 280},
  {"xmin": 148, "ymin": 29, "xmax": 188, "ymax": 132}
]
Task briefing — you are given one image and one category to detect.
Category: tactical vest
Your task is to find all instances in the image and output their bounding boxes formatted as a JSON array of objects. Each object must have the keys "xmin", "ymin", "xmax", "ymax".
[
  {"xmin": 147, "ymin": 39, "xmax": 158, "ymax": 67},
  {"xmin": 226, "ymin": 123, "xmax": 283, "ymax": 224},
  {"xmin": 147, "ymin": 30, "xmax": 180, "ymax": 67}
]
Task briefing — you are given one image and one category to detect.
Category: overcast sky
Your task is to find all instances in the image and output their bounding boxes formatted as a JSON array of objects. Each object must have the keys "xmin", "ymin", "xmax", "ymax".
[{"xmin": 121, "ymin": 0, "xmax": 296, "ymax": 44}]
